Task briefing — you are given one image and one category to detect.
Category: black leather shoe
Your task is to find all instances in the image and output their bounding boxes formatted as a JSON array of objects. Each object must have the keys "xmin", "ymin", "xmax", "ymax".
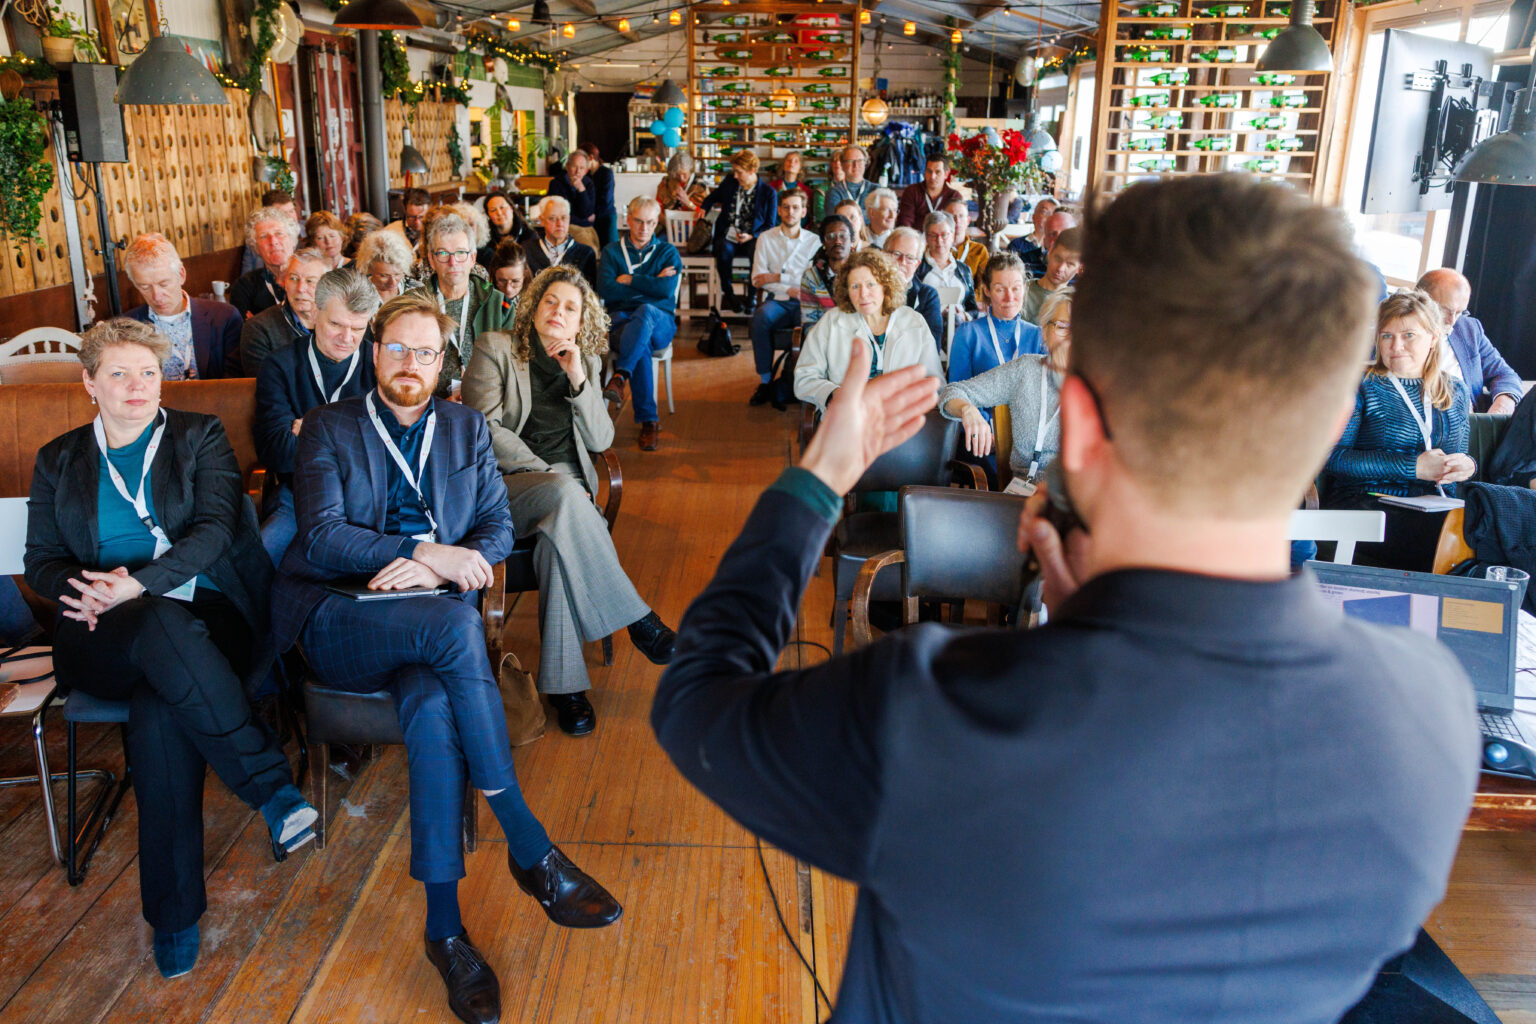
[
  {"xmin": 548, "ymin": 691, "xmax": 596, "ymax": 736},
  {"xmin": 627, "ymin": 611, "xmax": 676, "ymax": 665},
  {"xmin": 508, "ymin": 845, "xmax": 623, "ymax": 928},
  {"xmin": 749, "ymin": 382, "xmax": 773, "ymax": 406},
  {"xmin": 425, "ymin": 931, "xmax": 501, "ymax": 1024}
]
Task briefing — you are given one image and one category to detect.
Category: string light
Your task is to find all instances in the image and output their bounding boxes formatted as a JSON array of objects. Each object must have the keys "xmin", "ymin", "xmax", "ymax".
[
  {"xmin": 903, "ymin": 20, "xmax": 915, "ymax": 35},
  {"xmin": 859, "ymin": 9, "xmax": 870, "ymax": 24},
  {"xmin": 507, "ymin": 16, "xmax": 518, "ymax": 28},
  {"xmin": 618, "ymin": 17, "xmax": 629, "ymax": 30},
  {"xmin": 951, "ymin": 28, "xmax": 961, "ymax": 43},
  {"xmin": 562, "ymin": 21, "xmax": 575, "ymax": 37},
  {"xmin": 669, "ymin": 9, "xmax": 681, "ymax": 24}
]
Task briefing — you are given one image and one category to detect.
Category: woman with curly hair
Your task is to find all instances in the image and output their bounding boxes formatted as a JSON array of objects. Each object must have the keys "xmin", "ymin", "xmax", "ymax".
[
  {"xmin": 462, "ymin": 265, "xmax": 676, "ymax": 736},
  {"xmin": 794, "ymin": 248, "xmax": 944, "ymax": 411}
]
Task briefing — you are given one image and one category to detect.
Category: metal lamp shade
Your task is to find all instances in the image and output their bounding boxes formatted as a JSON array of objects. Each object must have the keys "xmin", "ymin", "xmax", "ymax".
[
  {"xmin": 115, "ymin": 34, "xmax": 228, "ymax": 105},
  {"xmin": 1255, "ymin": 0, "xmax": 1332, "ymax": 73},
  {"xmin": 1457, "ymin": 90, "xmax": 1536, "ymax": 185},
  {"xmin": 1025, "ymin": 113, "xmax": 1057, "ymax": 154},
  {"xmin": 401, "ymin": 128, "xmax": 430, "ymax": 176},
  {"xmin": 653, "ymin": 78, "xmax": 686, "ymax": 106},
  {"xmin": 334, "ymin": 0, "xmax": 423, "ymax": 30}
]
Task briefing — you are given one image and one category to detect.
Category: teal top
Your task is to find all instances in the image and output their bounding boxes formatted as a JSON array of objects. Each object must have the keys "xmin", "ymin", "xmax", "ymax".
[{"xmin": 95, "ymin": 420, "xmax": 217, "ymax": 591}]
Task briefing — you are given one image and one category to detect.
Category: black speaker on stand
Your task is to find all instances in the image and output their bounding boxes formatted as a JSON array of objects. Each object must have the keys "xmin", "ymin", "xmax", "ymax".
[{"xmin": 55, "ymin": 62, "xmax": 129, "ymax": 316}]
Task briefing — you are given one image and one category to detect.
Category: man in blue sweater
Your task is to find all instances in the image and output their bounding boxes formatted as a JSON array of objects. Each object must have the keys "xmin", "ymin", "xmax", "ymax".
[
  {"xmin": 1419, "ymin": 268, "xmax": 1524, "ymax": 413},
  {"xmin": 653, "ymin": 174, "xmax": 1479, "ymax": 1024},
  {"xmin": 598, "ymin": 196, "xmax": 681, "ymax": 452}
]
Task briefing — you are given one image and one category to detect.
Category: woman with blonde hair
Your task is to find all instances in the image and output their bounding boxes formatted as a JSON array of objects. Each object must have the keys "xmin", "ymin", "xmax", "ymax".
[
  {"xmin": 1323, "ymin": 289, "xmax": 1473, "ymax": 570},
  {"xmin": 463, "ymin": 264, "xmax": 675, "ymax": 736},
  {"xmin": 354, "ymin": 228, "xmax": 420, "ymax": 302},
  {"xmin": 794, "ymin": 248, "xmax": 943, "ymax": 412}
]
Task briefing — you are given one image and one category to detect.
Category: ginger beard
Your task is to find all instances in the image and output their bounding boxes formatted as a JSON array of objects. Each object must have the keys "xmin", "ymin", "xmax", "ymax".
[{"xmin": 377, "ymin": 311, "xmax": 444, "ymax": 407}]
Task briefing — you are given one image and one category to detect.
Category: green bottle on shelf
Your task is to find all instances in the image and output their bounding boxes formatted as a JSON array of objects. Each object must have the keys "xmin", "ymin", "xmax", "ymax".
[
  {"xmin": 722, "ymin": 114, "xmax": 755, "ymax": 125},
  {"xmin": 761, "ymin": 130, "xmax": 796, "ymax": 142},
  {"xmin": 1128, "ymin": 137, "xmax": 1169, "ymax": 151},
  {"xmin": 1146, "ymin": 69, "xmax": 1192, "ymax": 86},
  {"xmin": 1269, "ymin": 4, "xmax": 1290, "ymax": 15},
  {"xmin": 809, "ymin": 129, "xmax": 845, "ymax": 142},
  {"xmin": 1269, "ymin": 92, "xmax": 1307, "ymax": 107},
  {"xmin": 713, "ymin": 32, "xmax": 743, "ymax": 43},
  {"xmin": 1129, "ymin": 91, "xmax": 1173, "ymax": 107},
  {"xmin": 765, "ymin": 65, "xmax": 793, "ymax": 76},
  {"xmin": 1264, "ymin": 136, "xmax": 1305, "ymax": 151},
  {"xmin": 1135, "ymin": 157, "xmax": 1177, "ymax": 171},
  {"xmin": 805, "ymin": 97, "xmax": 842, "ymax": 108},
  {"xmin": 800, "ymin": 115, "xmax": 831, "ymax": 125},
  {"xmin": 718, "ymin": 49, "xmax": 752, "ymax": 59},
  {"xmin": 720, "ymin": 82, "xmax": 752, "ymax": 93},
  {"xmin": 1197, "ymin": 2, "xmax": 1248, "ymax": 14},
  {"xmin": 1126, "ymin": 46, "xmax": 1173, "ymax": 62},
  {"xmin": 1143, "ymin": 25, "xmax": 1192, "ymax": 39},
  {"xmin": 1138, "ymin": 113, "xmax": 1186, "ymax": 130},
  {"xmin": 1258, "ymin": 27, "xmax": 1281, "ymax": 38},
  {"xmin": 759, "ymin": 31, "xmax": 796, "ymax": 42},
  {"xmin": 805, "ymin": 162, "xmax": 829, "ymax": 175},
  {"xmin": 803, "ymin": 147, "xmax": 833, "ymax": 158},
  {"xmin": 1192, "ymin": 136, "xmax": 1233, "ymax": 150},
  {"xmin": 707, "ymin": 162, "xmax": 733, "ymax": 174},
  {"xmin": 705, "ymin": 129, "xmax": 742, "ymax": 141},
  {"xmin": 1254, "ymin": 72, "xmax": 1295, "ymax": 85},
  {"xmin": 803, "ymin": 49, "xmax": 838, "ymax": 60},
  {"xmin": 704, "ymin": 98, "xmax": 742, "ymax": 108},
  {"xmin": 811, "ymin": 32, "xmax": 846, "ymax": 43},
  {"xmin": 765, "ymin": 97, "xmax": 793, "ymax": 109},
  {"xmin": 701, "ymin": 66, "xmax": 741, "ymax": 77},
  {"xmin": 815, "ymin": 67, "xmax": 848, "ymax": 77},
  {"xmin": 1244, "ymin": 114, "xmax": 1285, "ymax": 129},
  {"xmin": 1190, "ymin": 47, "xmax": 1239, "ymax": 62},
  {"xmin": 802, "ymin": 82, "xmax": 834, "ymax": 94},
  {"xmin": 1135, "ymin": 2, "xmax": 1179, "ymax": 15},
  {"xmin": 1240, "ymin": 157, "xmax": 1280, "ymax": 172},
  {"xmin": 719, "ymin": 14, "xmax": 751, "ymax": 26},
  {"xmin": 1197, "ymin": 92, "xmax": 1239, "ymax": 107}
]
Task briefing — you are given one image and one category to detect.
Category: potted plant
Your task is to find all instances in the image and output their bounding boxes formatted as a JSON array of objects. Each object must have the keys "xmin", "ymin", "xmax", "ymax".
[
  {"xmin": 0, "ymin": 94, "xmax": 55, "ymax": 253},
  {"xmin": 40, "ymin": 3, "xmax": 102, "ymax": 65}
]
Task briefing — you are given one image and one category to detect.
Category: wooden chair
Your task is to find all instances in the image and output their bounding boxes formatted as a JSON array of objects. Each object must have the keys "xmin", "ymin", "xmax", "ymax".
[
  {"xmin": 665, "ymin": 209, "xmax": 718, "ymax": 318},
  {"xmin": 994, "ymin": 404, "xmax": 1014, "ymax": 491},
  {"xmin": 0, "ymin": 328, "xmax": 82, "ymax": 364},
  {"xmin": 1433, "ymin": 508, "xmax": 1475, "ymax": 575}
]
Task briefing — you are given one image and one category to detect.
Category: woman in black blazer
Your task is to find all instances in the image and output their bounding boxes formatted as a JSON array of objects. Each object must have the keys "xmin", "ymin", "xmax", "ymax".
[
  {"xmin": 23, "ymin": 318, "xmax": 314, "ymax": 980},
  {"xmin": 700, "ymin": 149, "xmax": 780, "ymax": 314}
]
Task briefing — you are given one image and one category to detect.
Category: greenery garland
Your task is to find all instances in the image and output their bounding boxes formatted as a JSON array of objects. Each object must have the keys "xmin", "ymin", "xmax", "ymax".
[
  {"xmin": 380, "ymin": 30, "xmax": 415, "ymax": 101},
  {"xmin": 0, "ymin": 54, "xmax": 61, "ymax": 81},
  {"xmin": 237, "ymin": 0, "xmax": 281, "ymax": 94},
  {"xmin": 0, "ymin": 96, "xmax": 55, "ymax": 253},
  {"xmin": 1040, "ymin": 44, "xmax": 1095, "ymax": 76},
  {"xmin": 465, "ymin": 31, "xmax": 561, "ymax": 71}
]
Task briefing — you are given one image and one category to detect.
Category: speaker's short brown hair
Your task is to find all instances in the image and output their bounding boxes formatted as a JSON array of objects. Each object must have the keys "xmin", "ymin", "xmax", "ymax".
[
  {"xmin": 1072, "ymin": 175, "xmax": 1376, "ymax": 515},
  {"xmin": 372, "ymin": 292, "xmax": 453, "ymax": 350}
]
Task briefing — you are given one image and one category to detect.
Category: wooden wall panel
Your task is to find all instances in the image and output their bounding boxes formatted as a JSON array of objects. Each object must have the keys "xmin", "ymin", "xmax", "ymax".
[{"xmin": 385, "ymin": 97, "xmax": 458, "ymax": 189}]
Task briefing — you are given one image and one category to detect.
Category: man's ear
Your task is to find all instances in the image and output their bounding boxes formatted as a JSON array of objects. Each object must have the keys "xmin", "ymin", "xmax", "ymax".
[{"xmin": 1058, "ymin": 374, "xmax": 1108, "ymax": 476}]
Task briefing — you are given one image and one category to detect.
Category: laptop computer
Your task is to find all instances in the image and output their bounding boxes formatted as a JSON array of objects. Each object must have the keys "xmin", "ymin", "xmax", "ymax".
[{"xmin": 1306, "ymin": 561, "xmax": 1531, "ymax": 779}]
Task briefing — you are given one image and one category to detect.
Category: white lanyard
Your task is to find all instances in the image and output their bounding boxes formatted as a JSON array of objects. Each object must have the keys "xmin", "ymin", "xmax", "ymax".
[
  {"xmin": 856, "ymin": 314, "xmax": 885, "ymax": 374},
  {"xmin": 308, "ymin": 340, "xmax": 360, "ymax": 403},
  {"xmin": 1027, "ymin": 370, "xmax": 1060, "ymax": 483},
  {"xmin": 264, "ymin": 276, "xmax": 281, "ymax": 304},
  {"xmin": 620, "ymin": 239, "xmax": 650, "ymax": 275},
  {"xmin": 1389, "ymin": 375, "xmax": 1446, "ymax": 496},
  {"xmin": 986, "ymin": 316, "xmax": 1020, "ymax": 368},
  {"xmin": 366, "ymin": 391, "xmax": 439, "ymax": 542},
  {"xmin": 540, "ymin": 237, "xmax": 571, "ymax": 266},
  {"xmin": 93, "ymin": 414, "xmax": 196, "ymax": 600},
  {"xmin": 924, "ymin": 190, "xmax": 943, "ymax": 214},
  {"xmin": 435, "ymin": 285, "xmax": 470, "ymax": 352}
]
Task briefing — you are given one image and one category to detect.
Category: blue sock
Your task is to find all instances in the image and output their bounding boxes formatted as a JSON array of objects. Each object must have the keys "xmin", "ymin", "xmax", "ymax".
[
  {"xmin": 760, "ymin": 372, "xmax": 772, "ymax": 383},
  {"xmin": 425, "ymin": 881, "xmax": 463, "ymax": 942},
  {"xmin": 484, "ymin": 787, "xmax": 552, "ymax": 870}
]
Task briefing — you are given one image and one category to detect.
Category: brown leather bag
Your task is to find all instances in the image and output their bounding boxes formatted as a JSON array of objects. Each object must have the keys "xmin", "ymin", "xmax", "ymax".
[{"xmin": 499, "ymin": 653, "xmax": 546, "ymax": 746}]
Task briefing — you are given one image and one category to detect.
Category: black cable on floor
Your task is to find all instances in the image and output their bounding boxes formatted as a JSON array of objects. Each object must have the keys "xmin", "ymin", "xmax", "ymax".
[{"xmin": 757, "ymin": 834, "xmax": 834, "ymax": 1017}]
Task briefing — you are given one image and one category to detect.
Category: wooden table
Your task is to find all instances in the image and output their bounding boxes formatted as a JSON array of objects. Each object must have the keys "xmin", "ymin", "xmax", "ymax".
[{"xmin": 1469, "ymin": 773, "xmax": 1536, "ymax": 830}]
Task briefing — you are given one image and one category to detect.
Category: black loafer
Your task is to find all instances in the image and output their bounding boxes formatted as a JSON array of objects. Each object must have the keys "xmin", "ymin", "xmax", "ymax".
[
  {"xmin": 547, "ymin": 691, "xmax": 596, "ymax": 736},
  {"xmin": 425, "ymin": 931, "xmax": 501, "ymax": 1024},
  {"xmin": 749, "ymin": 382, "xmax": 773, "ymax": 406},
  {"xmin": 627, "ymin": 611, "xmax": 676, "ymax": 665},
  {"xmin": 508, "ymin": 845, "xmax": 623, "ymax": 928}
]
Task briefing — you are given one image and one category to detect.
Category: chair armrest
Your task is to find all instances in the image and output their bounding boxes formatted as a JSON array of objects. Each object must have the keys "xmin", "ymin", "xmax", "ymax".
[
  {"xmin": 1432, "ymin": 507, "xmax": 1474, "ymax": 574},
  {"xmin": 246, "ymin": 465, "xmax": 272, "ymax": 511},
  {"xmin": 790, "ymin": 326, "xmax": 802, "ymax": 360},
  {"xmin": 483, "ymin": 561, "xmax": 507, "ymax": 665},
  {"xmin": 948, "ymin": 459, "xmax": 987, "ymax": 490},
  {"xmin": 851, "ymin": 549, "xmax": 905, "ymax": 649},
  {"xmin": 799, "ymin": 404, "xmax": 819, "ymax": 457},
  {"xmin": 596, "ymin": 448, "xmax": 623, "ymax": 531}
]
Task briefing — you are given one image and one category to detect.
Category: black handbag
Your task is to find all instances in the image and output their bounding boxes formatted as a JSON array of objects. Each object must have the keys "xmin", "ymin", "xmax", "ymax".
[{"xmin": 697, "ymin": 309, "xmax": 739, "ymax": 358}]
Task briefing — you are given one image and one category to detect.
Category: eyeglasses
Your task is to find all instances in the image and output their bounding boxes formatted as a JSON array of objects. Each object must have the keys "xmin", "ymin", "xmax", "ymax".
[
  {"xmin": 888, "ymin": 251, "xmax": 921, "ymax": 264},
  {"xmin": 1045, "ymin": 320, "xmax": 1072, "ymax": 331},
  {"xmin": 382, "ymin": 343, "xmax": 442, "ymax": 365},
  {"xmin": 431, "ymin": 249, "xmax": 474, "ymax": 264}
]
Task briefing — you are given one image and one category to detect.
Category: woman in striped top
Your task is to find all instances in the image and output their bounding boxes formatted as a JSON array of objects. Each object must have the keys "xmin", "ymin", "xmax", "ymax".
[{"xmin": 1323, "ymin": 290, "xmax": 1472, "ymax": 569}]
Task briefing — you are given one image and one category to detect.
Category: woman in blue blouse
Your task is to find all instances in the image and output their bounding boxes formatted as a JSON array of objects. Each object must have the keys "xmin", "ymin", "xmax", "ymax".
[
  {"xmin": 1323, "ymin": 290, "xmax": 1473, "ymax": 570},
  {"xmin": 947, "ymin": 252, "xmax": 1045, "ymax": 384}
]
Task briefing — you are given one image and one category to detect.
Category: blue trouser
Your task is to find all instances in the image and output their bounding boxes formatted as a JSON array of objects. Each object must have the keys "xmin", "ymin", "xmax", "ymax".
[
  {"xmin": 713, "ymin": 236, "xmax": 756, "ymax": 309},
  {"xmin": 301, "ymin": 593, "xmax": 532, "ymax": 883},
  {"xmin": 259, "ymin": 484, "xmax": 297, "ymax": 566},
  {"xmin": 610, "ymin": 305, "xmax": 677, "ymax": 424},
  {"xmin": 0, "ymin": 576, "xmax": 39, "ymax": 645},
  {"xmin": 749, "ymin": 298, "xmax": 800, "ymax": 380}
]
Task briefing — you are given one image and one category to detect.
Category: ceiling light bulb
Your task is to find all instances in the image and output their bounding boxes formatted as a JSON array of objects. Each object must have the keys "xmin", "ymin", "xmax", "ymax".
[
  {"xmin": 903, "ymin": 20, "xmax": 916, "ymax": 35},
  {"xmin": 618, "ymin": 17, "xmax": 629, "ymax": 30},
  {"xmin": 950, "ymin": 28, "xmax": 961, "ymax": 43},
  {"xmin": 859, "ymin": 9, "xmax": 870, "ymax": 23},
  {"xmin": 562, "ymin": 22, "xmax": 575, "ymax": 37},
  {"xmin": 669, "ymin": 9, "xmax": 681, "ymax": 24},
  {"xmin": 508, "ymin": 17, "xmax": 519, "ymax": 28}
]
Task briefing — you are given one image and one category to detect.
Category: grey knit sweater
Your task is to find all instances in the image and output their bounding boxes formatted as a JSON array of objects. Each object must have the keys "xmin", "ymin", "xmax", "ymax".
[{"xmin": 938, "ymin": 354, "xmax": 1063, "ymax": 478}]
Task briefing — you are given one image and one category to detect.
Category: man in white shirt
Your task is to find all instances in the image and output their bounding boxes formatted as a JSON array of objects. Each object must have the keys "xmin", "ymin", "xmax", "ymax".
[
  {"xmin": 748, "ymin": 189, "xmax": 821, "ymax": 406},
  {"xmin": 866, "ymin": 188, "xmax": 899, "ymax": 249}
]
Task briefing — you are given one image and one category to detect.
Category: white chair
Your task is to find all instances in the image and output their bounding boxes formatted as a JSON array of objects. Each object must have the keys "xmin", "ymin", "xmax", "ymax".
[
  {"xmin": 1288, "ymin": 509, "xmax": 1387, "ymax": 565},
  {"xmin": 0, "ymin": 327, "xmax": 83, "ymax": 364},
  {"xmin": 665, "ymin": 210, "xmax": 718, "ymax": 319},
  {"xmin": 933, "ymin": 285, "xmax": 963, "ymax": 367},
  {"xmin": 653, "ymin": 345, "xmax": 674, "ymax": 415}
]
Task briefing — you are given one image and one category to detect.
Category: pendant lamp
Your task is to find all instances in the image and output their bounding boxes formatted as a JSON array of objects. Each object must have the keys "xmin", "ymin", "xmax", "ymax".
[
  {"xmin": 401, "ymin": 127, "xmax": 430, "ymax": 176},
  {"xmin": 334, "ymin": 0, "xmax": 422, "ymax": 29},
  {"xmin": 116, "ymin": 29, "xmax": 228, "ymax": 105},
  {"xmin": 1254, "ymin": 0, "xmax": 1332, "ymax": 74},
  {"xmin": 653, "ymin": 78, "xmax": 686, "ymax": 106},
  {"xmin": 1456, "ymin": 86, "xmax": 1536, "ymax": 186}
]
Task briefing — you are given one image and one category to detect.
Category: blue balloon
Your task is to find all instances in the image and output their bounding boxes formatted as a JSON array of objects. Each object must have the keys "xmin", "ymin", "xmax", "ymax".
[
  {"xmin": 663, "ymin": 106, "xmax": 685, "ymax": 128},
  {"xmin": 650, "ymin": 118, "xmax": 667, "ymax": 136},
  {"xmin": 661, "ymin": 127, "xmax": 682, "ymax": 147}
]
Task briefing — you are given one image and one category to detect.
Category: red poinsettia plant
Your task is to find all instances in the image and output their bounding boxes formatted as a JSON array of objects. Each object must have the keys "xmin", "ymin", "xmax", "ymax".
[{"xmin": 945, "ymin": 128, "xmax": 1047, "ymax": 198}]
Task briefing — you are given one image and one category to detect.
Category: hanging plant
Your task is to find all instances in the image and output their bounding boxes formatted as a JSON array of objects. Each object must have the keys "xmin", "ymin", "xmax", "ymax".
[
  {"xmin": 264, "ymin": 153, "xmax": 295, "ymax": 193},
  {"xmin": 380, "ymin": 30, "xmax": 415, "ymax": 100},
  {"xmin": 0, "ymin": 95, "xmax": 55, "ymax": 253},
  {"xmin": 447, "ymin": 131, "xmax": 463, "ymax": 177},
  {"xmin": 238, "ymin": 0, "xmax": 281, "ymax": 94}
]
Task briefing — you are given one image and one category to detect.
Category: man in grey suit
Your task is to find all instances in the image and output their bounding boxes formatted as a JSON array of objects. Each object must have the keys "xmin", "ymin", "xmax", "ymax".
[{"xmin": 654, "ymin": 175, "xmax": 1481, "ymax": 1024}]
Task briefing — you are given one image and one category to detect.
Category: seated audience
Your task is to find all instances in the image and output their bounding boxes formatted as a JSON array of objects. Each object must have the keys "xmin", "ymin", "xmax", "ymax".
[
  {"xmin": 578, "ymin": 142, "xmax": 618, "ymax": 247},
  {"xmin": 254, "ymin": 267, "xmax": 379, "ymax": 562},
  {"xmin": 881, "ymin": 227, "xmax": 944, "ymax": 351},
  {"xmin": 522, "ymin": 196, "xmax": 598, "ymax": 287},
  {"xmin": 123, "ymin": 232, "xmax": 242, "ymax": 379},
  {"xmin": 814, "ymin": 155, "xmax": 847, "ymax": 223},
  {"xmin": 939, "ymin": 288, "xmax": 1071, "ymax": 490},
  {"xmin": 463, "ymin": 264, "xmax": 678, "ymax": 734},
  {"xmin": 547, "ymin": 150, "xmax": 601, "ymax": 252},
  {"xmin": 946, "ymin": 197, "xmax": 989, "ymax": 282},
  {"xmin": 1009, "ymin": 206, "xmax": 1075, "ymax": 279},
  {"xmin": 865, "ymin": 188, "xmax": 899, "ymax": 249},
  {"xmin": 239, "ymin": 248, "xmax": 327, "ymax": 380},
  {"xmin": 654, "ymin": 173, "xmax": 1478, "ymax": 1024},
  {"xmin": 656, "ymin": 151, "xmax": 708, "ymax": 214},
  {"xmin": 230, "ymin": 207, "xmax": 299, "ymax": 319},
  {"xmin": 239, "ymin": 189, "xmax": 296, "ymax": 276},
  {"xmin": 798, "ymin": 215, "xmax": 856, "ymax": 339},
  {"xmin": 597, "ymin": 197, "xmax": 683, "ymax": 452},
  {"xmin": 833, "ymin": 198, "xmax": 869, "ymax": 249},
  {"xmin": 304, "ymin": 211, "xmax": 348, "ymax": 270},
  {"xmin": 356, "ymin": 228, "xmax": 421, "ymax": 303},
  {"xmin": 701, "ymin": 149, "xmax": 779, "ymax": 315},
  {"xmin": 768, "ymin": 150, "xmax": 815, "ymax": 211},
  {"xmin": 1418, "ymin": 267, "xmax": 1522, "ymax": 414},
  {"xmin": 405, "ymin": 212, "xmax": 516, "ymax": 398},
  {"xmin": 748, "ymin": 189, "xmax": 821, "ymax": 406},
  {"xmin": 271, "ymin": 293, "xmax": 621, "ymax": 1024},
  {"xmin": 488, "ymin": 239, "xmax": 529, "ymax": 304},
  {"xmin": 385, "ymin": 187, "xmax": 431, "ymax": 247},
  {"xmin": 1323, "ymin": 289, "xmax": 1473, "ymax": 571},
  {"xmin": 825, "ymin": 145, "xmax": 873, "ymax": 210},
  {"xmin": 25, "ymin": 318, "xmax": 314, "ymax": 980},
  {"xmin": 344, "ymin": 212, "xmax": 383, "ymax": 259},
  {"xmin": 1021, "ymin": 196, "xmax": 1058, "ymax": 252},
  {"xmin": 795, "ymin": 248, "xmax": 943, "ymax": 411},
  {"xmin": 896, "ymin": 154, "xmax": 962, "ymax": 229},
  {"xmin": 478, "ymin": 193, "xmax": 530, "ymax": 269},
  {"xmin": 948, "ymin": 252, "xmax": 1045, "ymax": 385},
  {"xmin": 1022, "ymin": 226, "xmax": 1082, "ymax": 324},
  {"xmin": 916, "ymin": 211, "xmax": 978, "ymax": 319},
  {"xmin": 451, "ymin": 201, "xmax": 494, "ymax": 281}
]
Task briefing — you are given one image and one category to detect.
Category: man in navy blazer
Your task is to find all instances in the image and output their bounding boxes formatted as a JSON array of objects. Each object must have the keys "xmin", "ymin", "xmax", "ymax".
[
  {"xmin": 700, "ymin": 150, "xmax": 778, "ymax": 314},
  {"xmin": 1419, "ymin": 268, "xmax": 1523, "ymax": 413},
  {"xmin": 272, "ymin": 292, "xmax": 620, "ymax": 1024},
  {"xmin": 654, "ymin": 176, "xmax": 1480, "ymax": 1024},
  {"xmin": 123, "ymin": 233, "xmax": 242, "ymax": 379}
]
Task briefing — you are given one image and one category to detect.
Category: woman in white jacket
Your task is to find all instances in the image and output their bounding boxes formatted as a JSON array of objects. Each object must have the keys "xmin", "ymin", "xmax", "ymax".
[{"xmin": 795, "ymin": 247, "xmax": 944, "ymax": 411}]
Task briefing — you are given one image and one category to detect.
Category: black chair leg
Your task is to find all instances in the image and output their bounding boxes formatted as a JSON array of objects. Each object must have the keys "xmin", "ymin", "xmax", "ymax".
[
  {"xmin": 66, "ymin": 721, "xmax": 130, "ymax": 886},
  {"xmin": 601, "ymin": 635, "xmax": 614, "ymax": 667},
  {"xmin": 309, "ymin": 740, "xmax": 329, "ymax": 850},
  {"xmin": 284, "ymin": 692, "xmax": 309, "ymax": 787}
]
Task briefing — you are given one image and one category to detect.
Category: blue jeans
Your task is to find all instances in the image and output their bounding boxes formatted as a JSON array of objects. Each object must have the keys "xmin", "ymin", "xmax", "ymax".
[
  {"xmin": 713, "ymin": 236, "xmax": 756, "ymax": 309},
  {"xmin": 259, "ymin": 485, "xmax": 297, "ymax": 567},
  {"xmin": 610, "ymin": 305, "xmax": 677, "ymax": 424},
  {"xmin": 0, "ymin": 577, "xmax": 39, "ymax": 645},
  {"xmin": 749, "ymin": 298, "xmax": 801, "ymax": 380}
]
